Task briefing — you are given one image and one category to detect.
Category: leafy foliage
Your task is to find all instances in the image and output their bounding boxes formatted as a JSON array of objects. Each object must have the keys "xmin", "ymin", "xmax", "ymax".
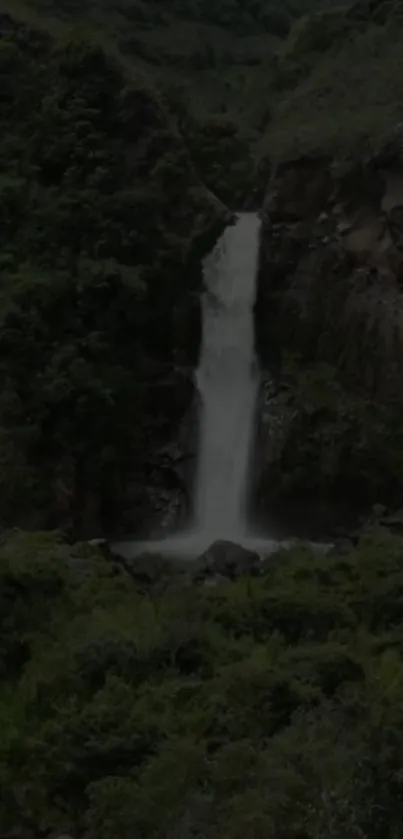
[
  {"xmin": 259, "ymin": 360, "xmax": 403, "ymax": 509},
  {"xmin": 3, "ymin": 3, "xmax": 403, "ymax": 831},
  {"xmin": 0, "ymin": 14, "xmax": 225, "ymax": 533},
  {"xmin": 3, "ymin": 529, "xmax": 403, "ymax": 837},
  {"xmin": 257, "ymin": 0, "xmax": 403, "ymax": 160}
]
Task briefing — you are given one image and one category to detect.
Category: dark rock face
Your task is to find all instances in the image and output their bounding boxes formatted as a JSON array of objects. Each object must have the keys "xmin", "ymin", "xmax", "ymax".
[
  {"xmin": 328, "ymin": 538, "xmax": 355, "ymax": 558},
  {"xmin": 195, "ymin": 540, "xmax": 260, "ymax": 581},
  {"xmin": 115, "ymin": 372, "xmax": 199, "ymax": 539},
  {"xmin": 172, "ymin": 291, "xmax": 202, "ymax": 365},
  {"xmin": 254, "ymin": 142, "xmax": 403, "ymax": 518},
  {"xmin": 256, "ymin": 147, "xmax": 403, "ymax": 401},
  {"xmin": 254, "ymin": 377, "xmax": 297, "ymax": 491}
]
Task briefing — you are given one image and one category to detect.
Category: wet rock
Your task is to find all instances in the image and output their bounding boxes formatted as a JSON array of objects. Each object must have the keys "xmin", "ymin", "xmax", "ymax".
[
  {"xmin": 255, "ymin": 380, "xmax": 297, "ymax": 478},
  {"xmin": 256, "ymin": 153, "xmax": 403, "ymax": 406},
  {"xmin": 47, "ymin": 833, "xmax": 77, "ymax": 839},
  {"xmin": 87, "ymin": 538, "xmax": 108, "ymax": 550},
  {"xmin": 328, "ymin": 538, "xmax": 354, "ymax": 557},
  {"xmin": 172, "ymin": 290, "xmax": 201, "ymax": 364},
  {"xmin": 116, "ymin": 368, "xmax": 197, "ymax": 539},
  {"xmin": 380, "ymin": 508, "xmax": 403, "ymax": 534},
  {"xmin": 202, "ymin": 573, "xmax": 230, "ymax": 588},
  {"xmin": 195, "ymin": 540, "xmax": 260, "ymax": 581},
  {"xmin": 254, "ymin": 150, "xmax": 403, "ymax": 517}
]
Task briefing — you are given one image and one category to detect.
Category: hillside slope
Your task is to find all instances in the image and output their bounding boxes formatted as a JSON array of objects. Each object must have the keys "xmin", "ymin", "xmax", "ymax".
[
  {"xmin": 0, "ymin": 0, "xmax": 332, "ymax": 126},
  {"xmin": 0, "ymin": 11, "xmax": 227, "ymax": 537},
  {"xmin": 258, "ymin": 0, "xmax": 403, "ymax": 160},
  {"xmin": 4, "ymin": 3, "xmax": 403, "ymax": 838},
  {"xmin": 3, "ymin": 527, "xmax": 403, "ymax": 838},
  {"xmin": 0, "ymin": 0, "xmax": 357, "ymax": 539},
  {"xmin": 255, "ymin": 0, "xmax": 403, "ymax": 522}
]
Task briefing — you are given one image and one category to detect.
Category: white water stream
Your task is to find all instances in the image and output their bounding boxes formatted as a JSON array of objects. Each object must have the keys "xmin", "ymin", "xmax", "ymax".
[
  {"xmin": 194, "ymin": 212, "xmax": 260, "ymax": 540},
  {"xmin": 115, "ymin": 213, "xmax": 278, "ymax": 559}
]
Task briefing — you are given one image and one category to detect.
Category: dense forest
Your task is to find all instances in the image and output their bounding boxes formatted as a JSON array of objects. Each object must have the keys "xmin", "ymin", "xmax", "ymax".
[
  {"xmin": 2, "ymin": 0, "xmax": 403, "ymax": 836},
  {"xmin": 3, "ymin": 525, "xmax": 403, "ymax": 839}
]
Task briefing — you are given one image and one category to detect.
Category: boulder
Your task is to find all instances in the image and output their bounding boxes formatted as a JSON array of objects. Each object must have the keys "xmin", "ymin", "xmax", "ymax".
[
  {"xmin": 256, "ymin": 152, "xmax": 403, "ymax": 407},
  {"xmin": 195, "ymin": 540, "xmax": 260, "ymax": 581},
  {"xmin": 328, "ymin": 538, "xmax": 354, "ymax": 557},
  {"xmin": 202, "ymin": 573, "xmax": 230, "ymax": 588},
  {"xmin": 47, "ymin": 834, "xmax": 77, "ymax": 839}
]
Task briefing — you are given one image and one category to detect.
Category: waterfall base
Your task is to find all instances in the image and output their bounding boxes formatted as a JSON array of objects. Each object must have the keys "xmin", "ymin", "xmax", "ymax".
[
  {"xmin": 112, "ymin": 530, "xmax": 276, "ymax": 560},
  {"xmin": 111, "ymin": 529, "xmax": 330, "ymax": 560},
  {"xmin": 112, "ymin": 215, "xmax": 334, "ymax": 563}
]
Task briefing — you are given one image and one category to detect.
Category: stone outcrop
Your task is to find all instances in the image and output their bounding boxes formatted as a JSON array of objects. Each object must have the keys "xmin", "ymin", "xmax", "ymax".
[
  {"xmin": 254, "ymin": 138, "xmax": 403, "ymax": 522},
  {"xmin": 118, "ymin": 378, "xmax": 199, "ymax": 539},
  {"xmin": 256, "ymin": 143, "xmax": 403, "ymax": 403},
  {"xmin": 194, "ymin": 540, "xmax": 261, "ymax": 582}
]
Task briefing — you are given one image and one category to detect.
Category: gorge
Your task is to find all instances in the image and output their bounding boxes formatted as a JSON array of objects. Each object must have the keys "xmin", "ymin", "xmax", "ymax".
[{"xmin": 4, "ymin": 1, "xmax": 403, "ymax": 837}]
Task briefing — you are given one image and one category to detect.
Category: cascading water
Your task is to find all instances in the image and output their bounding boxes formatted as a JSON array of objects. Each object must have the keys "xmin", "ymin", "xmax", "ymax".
[
  {"xmin": 114, "ymin": 212, "xmax": 279, "ymax": 558},
  {"xmin": 193, "ymin": 212, "xmax": 260, "ymax": 542}
]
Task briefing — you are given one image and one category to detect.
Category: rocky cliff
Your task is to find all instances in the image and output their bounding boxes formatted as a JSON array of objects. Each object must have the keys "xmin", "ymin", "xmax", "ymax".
[
  {"xmin": 254, "ymin": 139, "xmax": 403, "ymax": 529},
  {"xmin": 257, "ymin": 144, "xmax": 403, "ymax": 393}
]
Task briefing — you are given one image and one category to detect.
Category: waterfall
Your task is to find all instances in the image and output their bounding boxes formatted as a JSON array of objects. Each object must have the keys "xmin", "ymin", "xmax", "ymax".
[
  {"xmin": 113, "ymin": 210, "xmax": 329, "ymax": 560},
  {"xmin": 114, "ymin": 212, "xmax": 278, "ymax": 559},
  {"xmin": 193, "ymin": 212, "xmax": 260, "ymax": 541}
]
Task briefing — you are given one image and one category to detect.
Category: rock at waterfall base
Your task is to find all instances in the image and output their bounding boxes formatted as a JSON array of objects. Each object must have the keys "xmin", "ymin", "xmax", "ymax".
[{"xmin": 194, "ymin": 540, "xmax": 260, "ymax": 582}]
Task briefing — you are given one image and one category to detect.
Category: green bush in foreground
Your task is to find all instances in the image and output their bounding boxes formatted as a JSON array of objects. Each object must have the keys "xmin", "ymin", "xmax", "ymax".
[{"xmin": 2, "ymin": 528, "xmax": 403, "ymax": 837}]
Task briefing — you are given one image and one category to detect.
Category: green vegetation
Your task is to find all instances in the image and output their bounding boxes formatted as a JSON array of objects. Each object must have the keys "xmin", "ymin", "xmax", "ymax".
[
  {"xmin": 3, "ymin": 528, "xmax": 403, "ymax": 836},
  {"xmin": 2, "ymin": 0, "xmax": 353, "ymax": 535},
  {"xmin": 252, "ymin": 0, "xmax": 403, "ymax": 510},
  {"xmin": 0, "ymin": 12, "xmax": 227, "ymax": 534},
  {"xmin": 258, "ymin": 0, "xmax": 403, "ymax": 161},
  {"xmin": 3, "ymin": 0, "xmax": 403, "ymax": 835},
  {"xmin": 262, "ymin": 360, "xmax": 403, "ymax": 507}
]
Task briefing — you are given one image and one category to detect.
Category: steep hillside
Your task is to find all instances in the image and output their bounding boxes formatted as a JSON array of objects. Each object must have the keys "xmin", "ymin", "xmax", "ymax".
[
  {"xmin": 4, "ymin": 2, "xmax": 403, "ymax": 837},
  {"xmin": 3, "ymin": 527, "xmax": 403, "ymax": 839},
  {"xmin": 0, "ymin": 11, "xmax": 227, "ymax": 537},
  {"xmin": 258, "ymin": 0, "xmax": 403, "ymax": 161},
  {"xmin": 255, "ymin": 0, "xmax": 403, "ymax": 523},
  {"xmin": 0, "ymin": 0, "xmax": 330, "ymax": 127},
  {"xmin": 0, "ymin": 0, "xmax": 357, "ymax": 540}
]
